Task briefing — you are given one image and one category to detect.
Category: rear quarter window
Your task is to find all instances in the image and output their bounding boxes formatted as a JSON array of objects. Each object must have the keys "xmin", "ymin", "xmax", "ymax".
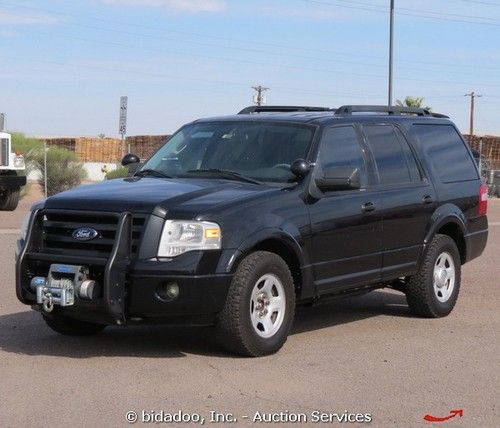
[{"xmin": 411, "ymin": 124, "xmax": 478, "ymax": 183}]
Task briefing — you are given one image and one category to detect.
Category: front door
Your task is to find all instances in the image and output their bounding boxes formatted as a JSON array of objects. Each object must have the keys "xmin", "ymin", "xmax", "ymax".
[{"xmin": 308, "ymin": 125, "xmax": 383, "ymax": 295}]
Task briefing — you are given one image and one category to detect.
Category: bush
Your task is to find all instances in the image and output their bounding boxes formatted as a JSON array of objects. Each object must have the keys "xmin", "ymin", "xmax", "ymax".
[
  {"xmin": 105, "ymin": 167, "xmax": 128, "ymax": 180},
  {"xmin": 32, "ymin": 147, "xmax": 87, "ymax": 196}
]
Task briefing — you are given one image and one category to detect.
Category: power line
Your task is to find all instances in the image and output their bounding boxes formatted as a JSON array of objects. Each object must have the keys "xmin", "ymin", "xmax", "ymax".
[
  {"xmin": 12, "ymin": 28, "xmax": 500, "ymax": 89},
  {"xmin": 2, "ymin": 55, "xmax": 387, "ymax": 100},
  {"xmin": 458, "ymin": 0, "xmax": 500, "ymax": 6},
  {"xmin": 1, "ymin": 0, "xmax": 499, "ymax": 74},
  {"xmin": 299, "ymin": 0, "xmax": 500, "ymax": 26},
  {"xmin": 1, "ymin": 0, "xmax": 499, "ymax": 105}
]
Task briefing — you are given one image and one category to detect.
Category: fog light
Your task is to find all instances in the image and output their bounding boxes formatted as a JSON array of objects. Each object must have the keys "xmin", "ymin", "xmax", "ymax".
[{"xmin": 157, "ymin": 282, "xmax": 180, "ymax": 301}]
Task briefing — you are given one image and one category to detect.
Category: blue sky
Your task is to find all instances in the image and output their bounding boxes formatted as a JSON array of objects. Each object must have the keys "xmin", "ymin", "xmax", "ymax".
[{"xmin": 1, "ymin": 0, "xmax": 500, "ymax": 137}]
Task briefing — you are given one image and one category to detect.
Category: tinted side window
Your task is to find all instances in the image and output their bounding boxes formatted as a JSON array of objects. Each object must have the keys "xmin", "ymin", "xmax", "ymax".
[
  {"xmin": 395, "ymin": 128, "xmax": 422, "ymax": 182},
  {"xmin": 411, "ymin": 124, "xmax": 478, "ymax": 183},
  {"xmin": 363, "ymin": 125, "xmax": 413, "ymax": 185},
  {"xmin": 318, "ymin": 126, "xmax": 367, "ymax": 186}
]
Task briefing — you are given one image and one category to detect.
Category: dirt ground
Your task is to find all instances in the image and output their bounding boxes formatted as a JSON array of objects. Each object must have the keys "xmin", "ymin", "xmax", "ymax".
[{"xmin": 0, "ymin": 184, "xmax": 498, "ymax": 427}]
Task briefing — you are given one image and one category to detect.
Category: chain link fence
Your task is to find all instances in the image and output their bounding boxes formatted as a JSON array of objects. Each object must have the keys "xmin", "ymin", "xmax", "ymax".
[{"xmin": 19, "ymin": 133, "xmax": 500, "ymax": 198}]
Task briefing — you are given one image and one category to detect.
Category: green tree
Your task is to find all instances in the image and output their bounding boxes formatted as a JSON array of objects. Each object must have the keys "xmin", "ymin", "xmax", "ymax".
[{"xmin": 395, "ymin": 96, "xmax": 431, "ymax": 111}]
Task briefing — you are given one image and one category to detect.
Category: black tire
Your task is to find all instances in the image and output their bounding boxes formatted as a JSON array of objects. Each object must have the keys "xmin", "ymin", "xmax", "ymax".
[
  {"xmin": 405, "ymin": 234, "xmax": 461, "ymax": 318},
  {"xmin": 0, "ymin": 187, "xmax": 20, "ymax": 211},
  {"xmin": 216, "ymin": 251, "xmax": 295, "ymax": 357},
  {"xmin": 42, "ymin": 313, "xmax": 106, "ymax": 336}
]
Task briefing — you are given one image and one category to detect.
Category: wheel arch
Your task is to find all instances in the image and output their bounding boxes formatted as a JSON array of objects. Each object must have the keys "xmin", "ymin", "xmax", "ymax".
[
  {"xmin": 424, "ymin": 206, "xmax": 468, "ymax": 264},
  {"xmin": 226, "ymin": 229, "xmax": 309, "ymax": 299},
  {"xmin": 436, "ymin": 222, "xmax": 467, "ymax": 264}
]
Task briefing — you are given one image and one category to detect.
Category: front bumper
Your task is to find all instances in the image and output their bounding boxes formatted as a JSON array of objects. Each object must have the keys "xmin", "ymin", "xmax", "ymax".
[
  {"xmin": 0, "ymin": 174, "xmax": 26, "ymax": 188},
  {"xmin": 16, "ymin": 209, "xmax": 234, "ymax": 326}
]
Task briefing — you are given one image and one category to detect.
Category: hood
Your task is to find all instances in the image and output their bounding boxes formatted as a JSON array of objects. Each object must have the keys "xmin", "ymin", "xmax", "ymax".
[{"xmin": 44, "ymin": 177, "xmax": 276, "ymax": 216}]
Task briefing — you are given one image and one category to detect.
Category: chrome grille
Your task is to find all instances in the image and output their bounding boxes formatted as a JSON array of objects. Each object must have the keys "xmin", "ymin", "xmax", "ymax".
[{"xmin": 0, "ymin": 138, "xmax": 8, "ymax": 166}]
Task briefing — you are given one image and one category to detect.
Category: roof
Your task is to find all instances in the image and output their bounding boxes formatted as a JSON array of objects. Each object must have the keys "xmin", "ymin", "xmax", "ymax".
[
  {"xmin": 194, "ymin": 105, "xmax": 451, "ymax": 126},
  {"xmin": 195, "ymin": 111, "xmax": 336, "ymax": 124}
]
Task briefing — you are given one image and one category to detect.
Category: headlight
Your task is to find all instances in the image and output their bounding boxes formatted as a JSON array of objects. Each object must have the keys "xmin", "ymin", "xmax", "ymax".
[
  {"xmin": 13, "ymin": 155, "xmax": 25, "ymax": 168},
  {"xmin": 158, "ymin": 220, "xmax": 221, "ymax": 257}
]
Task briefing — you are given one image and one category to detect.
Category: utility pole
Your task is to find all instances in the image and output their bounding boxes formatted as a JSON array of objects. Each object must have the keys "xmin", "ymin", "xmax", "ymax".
[
  {"xmin": 388, "ymin": 0, "xmax": 395, "ymax": 106},
  {"xmin": 464, "ymin": 92, "xmax": 482, "ymax": 136},
  {"xmin": 252, "ymin": 86, "xmax": 269, "ymax": 106}
]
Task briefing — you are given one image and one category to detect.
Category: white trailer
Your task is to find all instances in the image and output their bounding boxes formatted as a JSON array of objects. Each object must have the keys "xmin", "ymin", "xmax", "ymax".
[{"xmin": 0, "ymin": 131, "xmax": 26, "ymax": 210}]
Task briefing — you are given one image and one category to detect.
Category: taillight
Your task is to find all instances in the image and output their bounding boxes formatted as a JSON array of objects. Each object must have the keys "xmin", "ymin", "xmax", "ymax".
[{"xmin": 478, "ymin": 184, "xmax": 488, "ymax": 216}]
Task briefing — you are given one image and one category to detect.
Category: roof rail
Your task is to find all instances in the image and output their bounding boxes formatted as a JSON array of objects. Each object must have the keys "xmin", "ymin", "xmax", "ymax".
[
  {"xmin": 335, "ymin": 105, "xmax": 449, "ymax": 119},
  {"xmin": 238, "ymin": 105, "xmax": 333, "ymax": 114}
]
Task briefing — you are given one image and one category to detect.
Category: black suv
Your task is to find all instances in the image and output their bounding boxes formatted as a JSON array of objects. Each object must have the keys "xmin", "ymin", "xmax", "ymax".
[{"xmin": 16, "ymin": 105, "xmax": 489, "ymax": 357}]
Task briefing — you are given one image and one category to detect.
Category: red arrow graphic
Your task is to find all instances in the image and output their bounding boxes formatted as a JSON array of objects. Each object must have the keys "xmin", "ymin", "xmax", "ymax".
[{"xmin": 424, "ymin": 409, "xmax": 463, "ymax": 423}]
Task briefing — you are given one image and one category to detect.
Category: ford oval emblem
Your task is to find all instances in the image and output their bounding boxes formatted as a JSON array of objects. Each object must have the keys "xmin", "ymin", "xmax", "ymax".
[{"xmin": 72, "ymin": 227, "xmax": 99, "ymax": 241}]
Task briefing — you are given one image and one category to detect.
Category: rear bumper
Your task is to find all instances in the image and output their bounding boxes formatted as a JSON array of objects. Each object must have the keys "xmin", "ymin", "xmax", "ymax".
[
  {"xmin": 0, "ymin": 174, "xmax": 26, "ymax": 188},
  {"xmin": 464, "ymin": 228, "xmax": 488, "ymax": 263}
]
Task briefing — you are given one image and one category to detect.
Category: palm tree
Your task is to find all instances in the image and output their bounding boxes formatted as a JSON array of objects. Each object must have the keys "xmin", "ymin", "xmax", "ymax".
[{"xmin": 395, "ymin": 96, "xmax": 431, "ymax": 111}]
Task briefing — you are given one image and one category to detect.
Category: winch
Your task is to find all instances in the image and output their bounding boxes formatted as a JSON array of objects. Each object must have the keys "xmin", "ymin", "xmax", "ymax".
[{"xmin": 30, "ymin": 264, "xmax": 100, "ymax": 313}]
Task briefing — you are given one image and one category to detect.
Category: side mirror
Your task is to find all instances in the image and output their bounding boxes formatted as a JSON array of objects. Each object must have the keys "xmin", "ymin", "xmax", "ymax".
[
  {"xmin": 121, "ymin": 153, "xmax": 140, "ymax": 166},
  {"xmin": 290, "ymin": 159, "xmax": 312, "ymax": 178},
  {"xmin": 315, "ymin": 167, "xmax": 360, "ymax": 191}
]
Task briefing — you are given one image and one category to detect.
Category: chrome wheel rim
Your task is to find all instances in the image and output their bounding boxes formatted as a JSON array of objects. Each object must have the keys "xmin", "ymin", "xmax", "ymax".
[
  {"xmin": 249, "ymin": 274, "xmax": 286, "ymax": 338},
  {"xmin": 433, "ymin": 252, "xmax": 455, "ymax": 303}
]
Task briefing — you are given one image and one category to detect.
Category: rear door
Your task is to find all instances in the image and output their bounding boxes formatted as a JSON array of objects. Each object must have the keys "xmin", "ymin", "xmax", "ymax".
[
  {"xmin": 308, "ymin": 125, "xmax": 383, "ymax": 294},
  {"xmin": 361, "ymin": 124, "xmax": 436, "ymax": 280}
]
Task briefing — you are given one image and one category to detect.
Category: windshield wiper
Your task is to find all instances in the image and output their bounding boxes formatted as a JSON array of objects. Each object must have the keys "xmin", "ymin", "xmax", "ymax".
[
  {"xmin": 134, "ymin": 169, "xmax": 173, "ymax": 179},
  {"xmin": 186, "ymin": 169, "xmax": 262, "ymax": 185}
]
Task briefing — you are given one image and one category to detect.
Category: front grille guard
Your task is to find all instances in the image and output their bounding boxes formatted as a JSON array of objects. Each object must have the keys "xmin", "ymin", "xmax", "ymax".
[{"xmin": 16, "ymin": 209, "xmax": 133, "ymax": 324}]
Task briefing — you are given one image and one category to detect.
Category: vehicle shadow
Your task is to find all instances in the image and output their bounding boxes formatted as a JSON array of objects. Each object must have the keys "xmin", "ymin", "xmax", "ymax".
[
  {"xmin": 0, "ymin": 290, "xmax": 410, "ymax": 359},
  {"xmin": 293, "ymin": 288, "xmax": 411, "ymax": 334}
]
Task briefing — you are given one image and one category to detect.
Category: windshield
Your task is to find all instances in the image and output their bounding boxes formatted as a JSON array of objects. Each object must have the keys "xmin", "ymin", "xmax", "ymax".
[{"xmin": 141, "ymin": 121, "xmax": 315, "ymax": 183}]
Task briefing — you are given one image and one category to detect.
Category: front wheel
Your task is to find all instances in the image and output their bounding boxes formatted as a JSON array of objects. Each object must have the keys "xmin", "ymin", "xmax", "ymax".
[
  {"xmin": 216, "ymin": 251, "xmax": 295, "ymax": 357},
  {"xmin": 405, "ymin": 234, "xmax": 461, "ymax": 318},
  {"xmin": 0, "ymin": 187, "xmax": 20, "ymax": 211}
]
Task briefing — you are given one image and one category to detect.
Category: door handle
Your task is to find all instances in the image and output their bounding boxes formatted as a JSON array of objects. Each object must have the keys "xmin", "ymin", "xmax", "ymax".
[
  {"xmin": 361, "ymin": 202, "xmax": 376, "ymax": 213},
  {"xmin": 422, "ymin": 195, "xmax": 434, "ymax": 205}
]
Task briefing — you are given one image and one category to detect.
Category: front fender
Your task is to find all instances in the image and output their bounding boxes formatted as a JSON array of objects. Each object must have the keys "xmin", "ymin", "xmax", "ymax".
[{"xmin": 220, "ymin": 227, "xmax": 306, "ymax": 274}]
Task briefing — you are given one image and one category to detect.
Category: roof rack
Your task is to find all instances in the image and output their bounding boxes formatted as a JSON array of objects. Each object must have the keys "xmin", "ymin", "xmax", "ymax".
[
  {"xmin": 335, "ymin": 105, "xmax": 449, "ymax": 118},
  {"xmin": 238, "ymin": 105, "xmax": 333, "ymax": 114}
]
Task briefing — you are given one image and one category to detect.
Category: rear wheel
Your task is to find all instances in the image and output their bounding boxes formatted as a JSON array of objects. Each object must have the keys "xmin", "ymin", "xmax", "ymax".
[
  {"xmin": 0, "ymin": 187, "xmax": 20, "ymax": 211},
  {"xmin": 216, "ymin": 251, "xmax": 295, "ymax": 357},
  {"xmin": 405, "ymin": 234, "xmax": 461, "ymax": 318},
  {"xmin": 42, "ymin": 313, "xmax": 106, "ymax": 336}
]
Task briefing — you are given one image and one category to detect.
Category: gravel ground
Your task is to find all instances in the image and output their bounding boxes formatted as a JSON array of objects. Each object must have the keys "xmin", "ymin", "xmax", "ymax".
[{"xmin": 0, "ymin": 186, "xmax": 498, "ymax": 427}]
